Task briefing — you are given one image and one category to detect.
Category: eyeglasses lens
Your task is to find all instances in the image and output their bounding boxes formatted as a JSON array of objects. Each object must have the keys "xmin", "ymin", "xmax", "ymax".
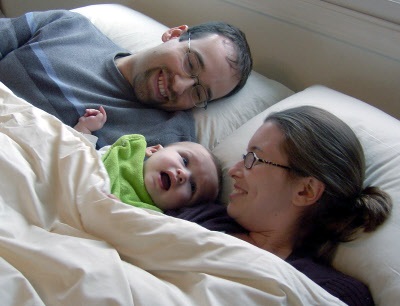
[
  {"xmin": 183, "ymin": 36, "xmax": 208, "ymax": 109},
  {"xmin": 184, "ymin": 52, "xmax": 200, "ymax": 76},
  {"xmin": 243, "ymin": 152, "xmax": 255, "ymax": 169}
]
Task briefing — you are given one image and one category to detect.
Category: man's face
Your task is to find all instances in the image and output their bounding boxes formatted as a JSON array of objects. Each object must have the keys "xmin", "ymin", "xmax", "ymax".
[{"xmin": 120, "ymin": 33, "xmax": 239, "ymax": 111}]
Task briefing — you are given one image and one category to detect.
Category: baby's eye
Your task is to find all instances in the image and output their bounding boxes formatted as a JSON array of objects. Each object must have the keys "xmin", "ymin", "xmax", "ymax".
[
  {"xmin": 182, "ymin": 156, "xmax": 189, "ymax": 166},
  {"xmin": 190, "ymin": 181, "xmax": 197, "ymax": 194}
]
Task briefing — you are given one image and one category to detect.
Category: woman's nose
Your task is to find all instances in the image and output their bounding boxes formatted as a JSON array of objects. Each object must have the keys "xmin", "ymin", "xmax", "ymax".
[
  {"xmin": 228, "ymin": 160, "xmax": 243, "ymax": 177},
  {"xmin": 172, "ymin": 74, "xmax": 196, "ymax": 96}
]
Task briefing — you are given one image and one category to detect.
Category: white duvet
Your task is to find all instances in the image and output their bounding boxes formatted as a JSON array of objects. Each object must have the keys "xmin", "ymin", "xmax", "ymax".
[{"xmin": 0, "ymin": 82, "xmax": 344, "ymax": 305}]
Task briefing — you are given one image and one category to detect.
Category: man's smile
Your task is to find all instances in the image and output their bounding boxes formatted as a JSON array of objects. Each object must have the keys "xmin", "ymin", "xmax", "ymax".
[{"xmin": 158, "ymin": 70, "xmax": 168, "ymax": 99}]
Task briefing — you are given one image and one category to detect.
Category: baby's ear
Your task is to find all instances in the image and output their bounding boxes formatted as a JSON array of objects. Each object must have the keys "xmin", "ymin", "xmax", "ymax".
[{"xmin": 145, "ymin": 144, "xmax": 163, "ymax": 157}]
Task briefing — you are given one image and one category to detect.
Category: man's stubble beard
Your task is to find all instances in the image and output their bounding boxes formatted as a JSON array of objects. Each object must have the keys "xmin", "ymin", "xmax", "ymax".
[{"xmin": 132, "ymin": 68, "xmax": 169, "ymax": 109}]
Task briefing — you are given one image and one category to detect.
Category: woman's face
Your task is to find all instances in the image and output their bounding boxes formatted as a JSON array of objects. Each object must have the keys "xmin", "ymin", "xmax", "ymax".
[{"xmin": 227, "ymin": 121, "xmax": 298, "ymax": 231}]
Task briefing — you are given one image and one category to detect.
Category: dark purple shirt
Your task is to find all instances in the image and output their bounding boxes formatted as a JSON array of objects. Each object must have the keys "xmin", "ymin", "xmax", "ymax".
[{"xmin": 166, "ymin": 202, "xmax": 374, "ymax": 306}]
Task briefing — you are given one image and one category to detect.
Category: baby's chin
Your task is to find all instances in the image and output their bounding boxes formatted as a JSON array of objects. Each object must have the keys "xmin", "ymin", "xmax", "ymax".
[{"xmin": 157, "ymin": 198, "xmax": 186, "ymax": 211}]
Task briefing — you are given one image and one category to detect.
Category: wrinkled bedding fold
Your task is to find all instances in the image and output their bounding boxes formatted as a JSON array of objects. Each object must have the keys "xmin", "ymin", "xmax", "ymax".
[{"xmin": 0, "ymin": 82, "xmax": 344, "ymax": 305}]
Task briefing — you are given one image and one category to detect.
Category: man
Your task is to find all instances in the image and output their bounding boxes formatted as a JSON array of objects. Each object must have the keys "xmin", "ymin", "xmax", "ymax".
[{"xmin": 0, "ymin": 10, "xmax": 252, "ymax": 148}]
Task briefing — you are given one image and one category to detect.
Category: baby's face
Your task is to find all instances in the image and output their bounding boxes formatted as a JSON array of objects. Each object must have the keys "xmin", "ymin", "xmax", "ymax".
[{"xmin": 143, "ymin": 142, "xmax": 219, "ymax": 210}]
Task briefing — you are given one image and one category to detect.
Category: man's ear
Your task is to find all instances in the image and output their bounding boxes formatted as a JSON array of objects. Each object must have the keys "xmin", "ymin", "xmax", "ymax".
[
  {"xmin": 161, "ymin": 25, "xmax": 189, "ymax": 42},
  {"xmin": 145, "ymin": 144, "xmax": 163, "ymax": 157},
  {"xmin": 293, "ymin": 177, "xmax": 325, "ymax": 207}
]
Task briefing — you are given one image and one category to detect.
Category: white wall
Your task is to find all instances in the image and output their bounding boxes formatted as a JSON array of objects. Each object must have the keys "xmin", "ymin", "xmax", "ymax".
[{"xmin": 0, "ymin": 0, "xmax": 131, "ymax": 16}]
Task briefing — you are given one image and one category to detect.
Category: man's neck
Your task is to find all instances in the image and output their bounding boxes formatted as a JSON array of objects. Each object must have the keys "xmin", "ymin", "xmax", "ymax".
[{"xmin": 114, "ymin": 56, "xmax": 131, "ymax": 83}]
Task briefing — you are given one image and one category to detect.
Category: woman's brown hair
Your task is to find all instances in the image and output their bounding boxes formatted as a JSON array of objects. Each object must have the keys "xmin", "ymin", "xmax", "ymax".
[{"xmin": 265, "ymin": 106, "xmax": 392, "ymax": 263}]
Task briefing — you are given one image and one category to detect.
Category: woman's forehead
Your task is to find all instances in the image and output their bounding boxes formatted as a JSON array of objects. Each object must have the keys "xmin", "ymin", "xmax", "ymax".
[{"xmin": 250, "ymin": 122, "xmax": 282, "ymax": 144}]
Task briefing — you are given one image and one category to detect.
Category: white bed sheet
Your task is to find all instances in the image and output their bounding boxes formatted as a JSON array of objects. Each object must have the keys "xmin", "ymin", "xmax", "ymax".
[{"xmin": 0, "ymin": 82, "xmax": 344, "ymax": 305}]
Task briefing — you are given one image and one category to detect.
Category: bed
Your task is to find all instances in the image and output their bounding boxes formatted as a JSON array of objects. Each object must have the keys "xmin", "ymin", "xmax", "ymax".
[{"xmin": 0, "ymin": 4, "xmax": 399, "ymax": 306}]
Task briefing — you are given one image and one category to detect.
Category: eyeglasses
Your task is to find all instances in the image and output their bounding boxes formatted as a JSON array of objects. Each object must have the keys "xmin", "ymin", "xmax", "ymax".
[
  {"xmin": 242, "ymin": 152, "xmax": 291, "ymax": 171},
  {"xmin": 182, "ymin": 32, "xmax": 209, "ymax": 110}
]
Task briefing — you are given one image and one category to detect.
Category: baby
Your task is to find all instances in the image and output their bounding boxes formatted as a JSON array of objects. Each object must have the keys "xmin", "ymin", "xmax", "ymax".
[{"xmin": 74, "ymin": 107, "xmax": 221, "ymax": 212}]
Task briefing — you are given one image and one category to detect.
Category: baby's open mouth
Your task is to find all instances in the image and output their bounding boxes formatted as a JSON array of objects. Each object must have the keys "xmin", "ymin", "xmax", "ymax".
[{"xmin": 160, "ymin": 172, "xmax": 171, "ymax": 190}]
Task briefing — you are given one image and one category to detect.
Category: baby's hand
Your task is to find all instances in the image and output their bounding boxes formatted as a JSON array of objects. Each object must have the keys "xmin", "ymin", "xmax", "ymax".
[{"xmin": 74, "ymin": 106, "xmax": 107, "ymax": 134}]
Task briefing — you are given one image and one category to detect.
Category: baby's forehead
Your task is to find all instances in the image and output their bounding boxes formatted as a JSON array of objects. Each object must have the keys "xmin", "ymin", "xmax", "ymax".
[
  {"xmin": 169, "ymin": 142, "xmax": 212, "ymax": 163},
  {"xmin": 170, "ymin": 142, "xmax": 205, "ymax": 152}
]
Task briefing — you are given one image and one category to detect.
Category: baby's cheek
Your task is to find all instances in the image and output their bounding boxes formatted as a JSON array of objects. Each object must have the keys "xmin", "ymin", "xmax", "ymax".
[{"xmin": 173, "ymin": 189, "xmax": 191, "ymax": 207}]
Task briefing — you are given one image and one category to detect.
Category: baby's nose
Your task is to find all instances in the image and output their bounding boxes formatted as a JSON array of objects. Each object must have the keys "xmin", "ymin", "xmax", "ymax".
[{"xmin": 176, "ymin": 168, "xmax": 189, "ymax": 184}]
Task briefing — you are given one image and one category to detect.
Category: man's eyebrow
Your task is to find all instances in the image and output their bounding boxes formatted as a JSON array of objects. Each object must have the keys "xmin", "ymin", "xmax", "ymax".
[
  {"xmin": 192, "ymin": 49, "xmax": 205, "ymax": 70},
  {"xmin": 192, "ymin": 49, "xmax": 213, "ymax": 100}
]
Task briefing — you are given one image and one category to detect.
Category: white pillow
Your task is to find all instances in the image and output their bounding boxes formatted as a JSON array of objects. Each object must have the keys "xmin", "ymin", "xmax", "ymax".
[
  {"xmin": 193, "ymin": 71, "xmax": 293, "ymax": 149},
  {"xmin": 73, "ymin": 4, "xmax": 294, "ymax": 150},
  {"xmin": 212, "ymin": 85, "xmax": 400, "ymax": 306},
  {"xmin": 72, "ymin": 4, "xmax": 168, "ymax": 52}
]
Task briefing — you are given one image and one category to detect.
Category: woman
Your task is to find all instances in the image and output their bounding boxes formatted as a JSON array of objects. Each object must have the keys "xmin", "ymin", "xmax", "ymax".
[{"xmin": 227, "ymin": 105, "xmax": 392, "ymax": 305}]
